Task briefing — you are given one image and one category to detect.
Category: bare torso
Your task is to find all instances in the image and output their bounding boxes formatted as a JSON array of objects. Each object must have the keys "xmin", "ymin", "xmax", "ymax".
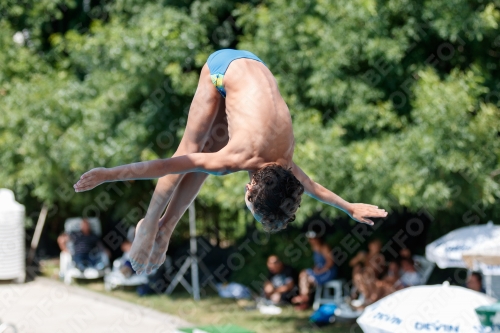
[{"xmin": 213, "ymin": 59, "xmax": 295, "ymax": 172}]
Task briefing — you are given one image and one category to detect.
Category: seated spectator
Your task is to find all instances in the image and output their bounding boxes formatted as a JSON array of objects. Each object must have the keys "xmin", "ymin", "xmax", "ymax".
[
  {"xmin": 352, "ymin": 269, "xmax": 381, "ymax": 309},
  {"xmin": 399, "ymin": 247, "xmax": 422, "ymax": 272},
  {"xmin": 467, "ymin": 272, "xmax": 486, "ymax": 293},
  {"xmin": 350, "ymin": 239, "xmax": 386, "ymax": 279},
  {"xmin": 399, "ymin": 247, "xmax": 412, "ymax": 260},
  {"xmin": 354, "ymin": 258, "xmax": 423, "ymax": 310},
  {"xmin": 383, "ymin": 261, "xmax": 401, "ymax": 286},
  {"xmin": 292, "ymin": 231, "xmax": 337, "ymax": 308},
  {"xmin": 350, "ymin": 239, "xmax": 386, "ymax": 307},
  {"xmin": 57, "ymin": 232, "xmax": 70, "ymax": 253},
  {"xmin": 399, "ymin": 258, "xmax": 422, "ymax": 287},
  {"xmin": 67, "ymin": 219, "xmax": 105, "ymax": 271},
  {"xmin": 373, "ymin": 261, "xmax": 402, "ymax": 300},
  {"xmin": 263, "ymin": 255, "xmax": 296, "ymax": 304}
]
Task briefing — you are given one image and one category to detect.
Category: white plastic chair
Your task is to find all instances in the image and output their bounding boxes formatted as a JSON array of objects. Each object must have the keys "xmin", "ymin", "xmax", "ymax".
[
  {"xmin": 313, "ymin": 279, "xmax": 345, "ymax": 310},
  {"xmin": 59, "ymin": 217, "xmax": 110, "ymax": 284},
  {"xmin": 104, "ymin": 256, "xmax": 172, "ymax": 291}
]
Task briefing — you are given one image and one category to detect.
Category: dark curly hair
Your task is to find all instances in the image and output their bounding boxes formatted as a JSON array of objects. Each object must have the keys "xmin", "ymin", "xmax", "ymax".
[{"xmin": 248, "ymin": 164, "xmax": 304, "ymax": 233}]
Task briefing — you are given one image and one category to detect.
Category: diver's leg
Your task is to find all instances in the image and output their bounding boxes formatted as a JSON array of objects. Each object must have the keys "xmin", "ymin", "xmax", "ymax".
[
  {"xmin": 128, "ymin": 64, "xmax": 224, "ymax": 274},
  {"xmin": 146, "ymin": 107, "xmax": 229, "ymax": 272},
  {"xmin": 147, "ymin": 172, "xmax": 209, "ymax": 271}
]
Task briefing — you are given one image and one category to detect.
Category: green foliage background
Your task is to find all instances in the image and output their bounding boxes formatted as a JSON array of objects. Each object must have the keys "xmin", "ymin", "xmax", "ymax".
[{"xmin": 1, "ymin": 0, "xmax": 500, "ymax": 240}]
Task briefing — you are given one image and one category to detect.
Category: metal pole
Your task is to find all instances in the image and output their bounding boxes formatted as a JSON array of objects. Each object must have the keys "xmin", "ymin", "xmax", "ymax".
[
  {"xmin": 189, "ymin": 202, "xmax": 200, "ymax": 301},
  {"xmin": 27, "ymin": 204, "xmax": 48, "ymax": 265}
]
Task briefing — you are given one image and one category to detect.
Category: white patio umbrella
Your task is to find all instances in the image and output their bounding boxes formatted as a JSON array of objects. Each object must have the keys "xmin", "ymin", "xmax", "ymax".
[
  {"xmin": 357, "ymin": 283, "xmax": 496, "ymax": 333},
  {"xmin": 462, "ymin": 236, "xmax": 500, "ymax": 274},
  {"xmin": 425, "ymin": 221, "xmax": 500, "ymax": 269},
  {"xmin": 462, "ymin": 236, "xmax": 500, "ymax": 300}
]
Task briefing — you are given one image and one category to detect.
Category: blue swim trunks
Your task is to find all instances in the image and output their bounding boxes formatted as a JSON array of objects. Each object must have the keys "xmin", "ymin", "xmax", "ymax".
[{"xmin": 206, "ymin": 49, "xmax": 266, "ymax": 98}]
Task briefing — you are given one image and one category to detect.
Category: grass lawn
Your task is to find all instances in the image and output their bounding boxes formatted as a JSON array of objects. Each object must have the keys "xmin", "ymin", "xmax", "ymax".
[{"xmin": 40, "ymin": 259, "xmax": 362, "ymax": 333}]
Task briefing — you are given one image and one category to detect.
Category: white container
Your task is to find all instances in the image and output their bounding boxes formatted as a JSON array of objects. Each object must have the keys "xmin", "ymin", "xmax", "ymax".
[{"xmin": 0, "ymin": 189, "xmax": 26, "ymax": 282}]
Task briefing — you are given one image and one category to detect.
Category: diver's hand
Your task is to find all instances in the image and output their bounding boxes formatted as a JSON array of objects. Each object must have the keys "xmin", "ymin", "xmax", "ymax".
[
  {"xmin": 74, "ymin": 167, "xmax": 109, "ymax": 192},
  {"xmin": 347, "ymin": 203, "xmax": 387, "ymax": 225}
]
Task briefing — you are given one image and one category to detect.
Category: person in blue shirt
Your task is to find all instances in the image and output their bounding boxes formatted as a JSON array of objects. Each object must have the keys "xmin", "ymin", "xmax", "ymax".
[{"xmin": 292, "ymin": 231, "xmax": 337, "ymax": 308}]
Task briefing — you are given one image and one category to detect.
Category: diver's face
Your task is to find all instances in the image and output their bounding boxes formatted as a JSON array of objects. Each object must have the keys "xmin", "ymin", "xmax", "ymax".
[{"xmin": 244, "ymin": 183, "xmax": 263, "ymax": 223}]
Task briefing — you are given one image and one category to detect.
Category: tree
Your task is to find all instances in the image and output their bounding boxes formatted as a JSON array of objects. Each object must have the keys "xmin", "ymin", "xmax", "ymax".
[
  {"xmin": 1, "ymin": 0, "xmax": 499, "ymax": 242},
  {"xmin": 235, "ymin": 0, "xmax": 500, "ymax": 233}
]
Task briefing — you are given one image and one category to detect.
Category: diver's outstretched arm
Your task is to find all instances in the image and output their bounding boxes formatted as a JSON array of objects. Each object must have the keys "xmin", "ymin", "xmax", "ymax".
[
  {"xmin": 74, "ymin": 150, "xmax": 239, "ymax": 192},
  {"xmin": 291, "ymin": 162, "xmax": 387, "ymax": 225}
]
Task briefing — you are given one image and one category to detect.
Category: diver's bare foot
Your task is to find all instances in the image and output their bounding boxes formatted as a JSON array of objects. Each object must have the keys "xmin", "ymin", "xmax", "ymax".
[
  {"xmin": 128, "ymin": 219, "xmax": 156, "ymax": 275},
  {"xmin": 146, "ymin": 229, "xmax": 171, "ymax": 274}
]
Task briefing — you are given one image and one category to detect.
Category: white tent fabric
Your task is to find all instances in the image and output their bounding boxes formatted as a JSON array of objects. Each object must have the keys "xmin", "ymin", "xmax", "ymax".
[
  {"xmin": 357, "ymin": 283, "xmax": 496, "ymax": 333},
  {"xmin": 425, "ymin": 221, "xmax": 500, "ymax": 269}
]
